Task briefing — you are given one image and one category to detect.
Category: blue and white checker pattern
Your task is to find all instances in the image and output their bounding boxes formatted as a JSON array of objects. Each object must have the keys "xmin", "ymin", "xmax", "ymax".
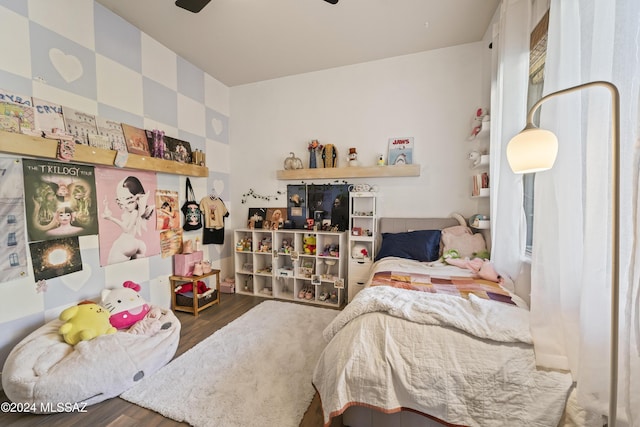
[{"xmin": 0, "ymin": 1, "xmax": 231, "ymax": 361}]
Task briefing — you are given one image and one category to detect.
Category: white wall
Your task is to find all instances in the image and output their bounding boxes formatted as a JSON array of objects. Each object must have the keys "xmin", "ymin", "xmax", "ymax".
[{"xmin": 229, "ymin": 42, "xmax": 491, "ymax": 232}]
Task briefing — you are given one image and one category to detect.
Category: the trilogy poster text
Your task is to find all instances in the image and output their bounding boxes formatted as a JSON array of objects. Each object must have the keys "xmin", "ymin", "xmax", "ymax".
[{"xmin": 23, "ymin": 159, "xmax": 98, "ymax": 242}]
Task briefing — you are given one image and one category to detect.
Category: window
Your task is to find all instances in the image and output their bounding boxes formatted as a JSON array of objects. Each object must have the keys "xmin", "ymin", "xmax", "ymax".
[{"xmin": 524, "ymin": 10, "xmax": 549, "ymax": 254}]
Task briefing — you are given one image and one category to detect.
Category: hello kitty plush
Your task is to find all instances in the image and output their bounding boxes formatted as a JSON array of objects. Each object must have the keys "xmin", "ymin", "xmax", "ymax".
[{"xmin": 100, "ymin": 281, "xmax": 151, "ymax": 329}]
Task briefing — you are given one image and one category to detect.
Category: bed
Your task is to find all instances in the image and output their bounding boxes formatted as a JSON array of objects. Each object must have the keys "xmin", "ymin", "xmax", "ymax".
[{"xmin": 312, "ymin": 217, "xmax": 574, "ymax": 427}]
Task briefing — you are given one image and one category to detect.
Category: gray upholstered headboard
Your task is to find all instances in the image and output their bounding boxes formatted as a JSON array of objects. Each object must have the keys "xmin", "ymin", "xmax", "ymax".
[{"xmin": 378, "ymin": 217, "xmax": 461, "ymax": 234}]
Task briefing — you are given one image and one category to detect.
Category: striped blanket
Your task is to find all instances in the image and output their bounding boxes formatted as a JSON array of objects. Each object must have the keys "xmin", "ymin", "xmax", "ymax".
[{"xmin": 370, "ymin": 269, "xmax": 516, "ymax": 305}]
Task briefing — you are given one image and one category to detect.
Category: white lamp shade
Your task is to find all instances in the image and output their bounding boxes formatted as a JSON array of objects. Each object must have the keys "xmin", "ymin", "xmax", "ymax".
[{"xmin": 507, "ymin": 128, "xmax": 559, "ymax": 173}]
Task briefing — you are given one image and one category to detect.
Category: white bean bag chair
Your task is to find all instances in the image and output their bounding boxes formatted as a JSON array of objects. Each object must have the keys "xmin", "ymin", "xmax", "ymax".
[{"xmin": 1, "ymin": 305, "xmax": 180, "ymax": 413}]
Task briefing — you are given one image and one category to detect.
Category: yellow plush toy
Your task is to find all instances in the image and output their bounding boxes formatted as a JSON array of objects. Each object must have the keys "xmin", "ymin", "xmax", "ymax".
[
  {"xmin": 59, "ymin": 301, "xmax": 117, "ymax": 345},
  {"xmin": 303, "ymin": 235, "xmax": 316, "ymax": 255}
]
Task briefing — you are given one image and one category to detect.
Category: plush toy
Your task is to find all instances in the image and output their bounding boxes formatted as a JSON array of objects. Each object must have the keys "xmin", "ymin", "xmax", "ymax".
[
  {"xmin": 59, "ymin": 301, "xmax": 117, "ymax": 345},
  {"xmin": 174, "ymin": 280, "xmax": 213, "ymax": 297},
  {"xmin": 445, "ymin": 256, "xmax": 502, "ymax": 283},
  {"xmin": 100, "ymin": 281, "xmax": 151, "ymax": 329},
  {"xmin": 303, "ymin": 235, "xmax": 317, "ymax": 255}
]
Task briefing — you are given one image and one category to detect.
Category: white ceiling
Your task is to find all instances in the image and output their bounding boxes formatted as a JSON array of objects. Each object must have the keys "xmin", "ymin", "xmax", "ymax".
[{"xmin": 96, "ymin": 0, "xmax": 499, "ymax": 87}]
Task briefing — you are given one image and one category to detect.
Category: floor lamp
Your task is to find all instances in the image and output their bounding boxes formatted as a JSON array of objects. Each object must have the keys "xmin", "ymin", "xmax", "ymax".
[{"xmin": 506, "ymin": 80, "xmax": 620, "ymax": 426}]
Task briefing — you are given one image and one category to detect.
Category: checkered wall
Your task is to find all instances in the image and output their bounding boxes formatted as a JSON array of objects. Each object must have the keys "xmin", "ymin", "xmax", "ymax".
[{"xmin": 0, "ymin": 0, "xmax": 231, "ymax": 361}]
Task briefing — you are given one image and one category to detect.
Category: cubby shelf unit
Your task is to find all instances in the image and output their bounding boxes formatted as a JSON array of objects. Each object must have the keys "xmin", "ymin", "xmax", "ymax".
[{"xmin": 234, "ymin": 228, "xmax": 347, "ymax": 307}]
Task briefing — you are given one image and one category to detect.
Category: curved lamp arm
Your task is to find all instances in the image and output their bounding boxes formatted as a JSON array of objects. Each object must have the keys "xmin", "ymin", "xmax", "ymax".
[{"xmin": 507, "ymin": 80, "xmax": 620, "ymax": 426}]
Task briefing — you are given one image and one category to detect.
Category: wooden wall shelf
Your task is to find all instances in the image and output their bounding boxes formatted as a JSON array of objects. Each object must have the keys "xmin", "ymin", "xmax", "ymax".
[
  {"xmin": 0, "ymin": 130, "xmax": 209, "ymax": 177},
  {"xmin": 276, "ymin": 164, "xmax": 420, "ymax": 180}
]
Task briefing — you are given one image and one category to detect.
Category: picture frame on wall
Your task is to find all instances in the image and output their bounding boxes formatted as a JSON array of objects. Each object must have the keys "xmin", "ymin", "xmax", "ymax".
[
  {"xmin": 287, "ymin": 184, "xmax": 307, "ymax": 229},
  {"xmin": 265, "ymin": 207, "xmax": 288, "ymax": 230},
  {"xmin": 247, "ymin": 208, "xmax": 267, "ymax": 229}
]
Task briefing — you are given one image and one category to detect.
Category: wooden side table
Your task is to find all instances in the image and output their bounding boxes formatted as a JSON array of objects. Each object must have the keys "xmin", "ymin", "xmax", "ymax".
[{"xmin": 170, "ymin": 269, "xmax": 221, "ymax": 317}]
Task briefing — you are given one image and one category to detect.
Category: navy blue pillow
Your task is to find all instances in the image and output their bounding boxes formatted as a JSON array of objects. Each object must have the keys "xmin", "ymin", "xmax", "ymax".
[{"xmin": 374, "ymin": 230, "xmax": 442, "ymax": 262}]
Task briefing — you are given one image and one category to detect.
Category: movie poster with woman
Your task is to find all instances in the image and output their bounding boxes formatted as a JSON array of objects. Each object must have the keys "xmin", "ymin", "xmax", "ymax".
[
  {"xmin": 22, "ymin": 159, "xmax": 99, "ymax": 242},
  {"xmin": 94, "ymin": 167, "xmax": 161, "ymax": 266}
]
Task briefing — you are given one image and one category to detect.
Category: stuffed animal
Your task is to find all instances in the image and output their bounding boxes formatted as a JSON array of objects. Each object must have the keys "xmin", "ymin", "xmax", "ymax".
[
  {"xmin": 100, "ymin": 281, "xmax": 151, "ymax": 329},
  {"xmin": 445, "ymin": 256, "xmax": 502, "ymax": 283},
  {"xmin": 174, "ymin": 280, "xmax": 212, "ymax": 297},
  {"xmin": 59, "ymin": 301, "xmax": 117, "ymax": 345},
  {"xmin": 303, "ymin": 235, "xmax": 317, "ymax": 255}
]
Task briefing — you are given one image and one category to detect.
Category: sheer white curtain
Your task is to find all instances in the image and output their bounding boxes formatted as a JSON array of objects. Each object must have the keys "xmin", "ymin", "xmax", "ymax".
[
  {"xmin": 530, "ymin": 0, "xmax": 640, "ymax": 424},
  {"xmin": 489, "ymin": 0, "xmax": 531, "ymax": 282}
]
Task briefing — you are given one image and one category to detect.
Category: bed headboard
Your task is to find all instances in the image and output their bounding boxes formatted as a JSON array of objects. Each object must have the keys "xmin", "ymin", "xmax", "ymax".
[{"xmin": 378, "ymin": 217, "xmax": 461, "ymax": 234}]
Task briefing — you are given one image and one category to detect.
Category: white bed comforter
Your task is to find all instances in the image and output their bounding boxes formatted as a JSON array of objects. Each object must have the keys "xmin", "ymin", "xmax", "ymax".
[{"xmin": 313, "ymin": 262, "xmax": 573, "ymax": 427}]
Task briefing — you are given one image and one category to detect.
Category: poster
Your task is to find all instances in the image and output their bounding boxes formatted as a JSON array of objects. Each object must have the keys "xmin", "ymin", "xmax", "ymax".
[
  {"xmin": 29, "ymin": 237, "xmax": 82, "ymax": 281},
  {"xmin": 307, "ymin": 184, "xmax": 349, "ymax": 231},
  {"xmin": 287, "ymin": 184, "xmax": 307, "ymax": 229},
  {"xmin": 0, "ymin": 158, "xmax": 29, "ymax": 282},
  {"xmin": 94, "ymin": 167, "xmax": 160, "ymax": 266},
  {"xmin": 265, "ymin": 207, "xmax": 287, "ymax": 230},
  {"xmin": 247, "ymin": 207, "xmax": 266, "ymax": 229},
  {"xmin": 387, "ymin": 137, "xmax": 414, "ymax": 165},
  {"xmin": 156, "ymin": 189, "xmax": 180, "ymax": 230},
  {"xmin": 22, "ymin": 159, "xmax": 98, "ymax": 242},
  {"xmin": 160, "ymin": 228, "xmax": 183, "ymax": 258}
]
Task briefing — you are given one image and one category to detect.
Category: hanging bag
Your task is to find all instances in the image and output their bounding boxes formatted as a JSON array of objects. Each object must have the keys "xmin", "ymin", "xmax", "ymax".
[{"xmin": 181, "ymin": 178, "xmax": 202, "ymax": 231}]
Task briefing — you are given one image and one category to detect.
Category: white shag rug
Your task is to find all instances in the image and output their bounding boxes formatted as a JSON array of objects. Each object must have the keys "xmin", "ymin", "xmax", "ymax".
[{"xmin": 120, "ymin": 300, "xmax": 339, "ymax": 427}]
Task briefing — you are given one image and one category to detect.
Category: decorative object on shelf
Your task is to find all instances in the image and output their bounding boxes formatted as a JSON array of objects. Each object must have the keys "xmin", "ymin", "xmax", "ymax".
[
  {"xmin": 149, "ymin": 129, "xmax": 167, "ymax": 159},
  {"xmin": 283, "ymin": 152, "xmax": 303, "ymax": 170},
  {"xmin": 348, "ymin": 183, "xmax": 376, "ymax": 192},
  {"xmin": 377, "ymin": 153, "xmax": 385, "ymax": 166},
  {"xmin": 308, "ymin": 140, "xmax": 322, "ymax": 168},
  {"xmin": 322, "ymin": 144, "xmax": 337, "ymax": 168},
  {"xmin": 348, "ymin": 147, "xmax": 359, "ymax": 167},
  {"xmin": 469, "ymin": 214, "xmax": 490, "ymax": 229},
  {"xmin": 468, "ymin": 150, "xmax": 482, "ymax": 167},
  {"xmin": 469, "ymin": 107, "xmax": 490, "ymax": 140},
  {"xmin": 387, "ymin": 137, "xmax": 414, "ymax": 165},
  {"xmin": 121, "ymin": 123, "xmax": 151, "ymax": 156},
  {"xmin": 191, "ymin": 149, "xmax": 205, "ymax": 166},
  {"xmin": 56, "ymin": 138, "xmax": 75, "ymax": 161}
]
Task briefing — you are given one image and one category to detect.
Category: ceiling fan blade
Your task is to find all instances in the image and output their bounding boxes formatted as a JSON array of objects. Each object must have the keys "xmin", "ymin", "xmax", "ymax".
[
  {"xmin": 324, "ymin": 0, "xmax": 339, "ymax": 4},
  {"xmin": 175, "ymin": 0, "xmax": 211, "ymax": 13}
]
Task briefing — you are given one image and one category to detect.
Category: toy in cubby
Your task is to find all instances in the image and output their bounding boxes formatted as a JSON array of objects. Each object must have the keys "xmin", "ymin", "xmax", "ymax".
[
  {"xmin": 320, "ymin": 243, "xmax": 339, "ymax": 257},
  {"xmin": 235, "ymin": 236, "xmax": 252, "ymax": 252},
  {"xmin": 280, "ymin": 239, "xmax": 292, "ymax": 254},
  {"xmin": 258, "ymin": 236, "xmax": 272, "ymax": 252},
  {"xmin": 303, "ymin": 235, "xmax": 316, "ymax": 255}
]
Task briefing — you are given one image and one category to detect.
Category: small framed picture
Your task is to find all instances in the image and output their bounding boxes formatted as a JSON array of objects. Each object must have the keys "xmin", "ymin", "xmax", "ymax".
[
  {"xmin": 334, "ymin": 278, "xmax": 344, "ymax": 289},
  {"xmin": 352, "ymin": 227, "xmax": 362, "ymax": 236},
  {"xmin": 311, "ymin": 275, "xmax": 321, "ymax": 285}
]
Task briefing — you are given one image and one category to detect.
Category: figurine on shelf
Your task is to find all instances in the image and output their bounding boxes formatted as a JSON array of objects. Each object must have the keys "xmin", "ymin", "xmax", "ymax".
[
  {"xmin": 283, "ymin": 152, "xmax": 303, "ymax": 170},
  {"xmin": 308, "ymin": 140, "xmax": 323, "ymax": 168},
  {"xmin": 348, "ymin": 147, "xmax": 359, "ymax": 167}
]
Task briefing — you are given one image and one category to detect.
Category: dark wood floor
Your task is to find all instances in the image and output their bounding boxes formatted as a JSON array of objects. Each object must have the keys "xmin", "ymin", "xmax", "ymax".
[{"xmin": 0, "ymin": 293, "xmax": 343, "ymax": 427}]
